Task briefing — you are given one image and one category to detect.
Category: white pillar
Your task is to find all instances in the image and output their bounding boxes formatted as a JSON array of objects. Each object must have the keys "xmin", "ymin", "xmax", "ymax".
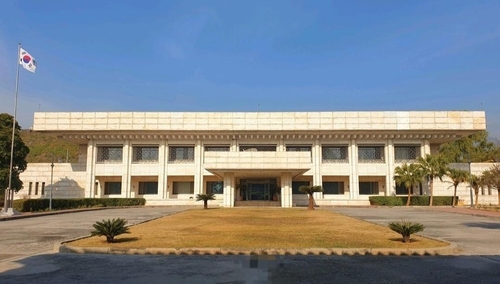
[
  {"xmin": 223, "ymin": 172, "xmax": 235, "ymax": 207},
  {"xmin": 281, "ymin": 172, "xmax": 292, "ymax": 207},
  {"xmin": 194, "ymin": 140, "xmax": 203, "ymax": 196},
  {"xmin": 312, "ymin": 140, "xmax": 323, "ymax": 200},
  {"xmin": 158, "ymin": 140, "xmax": 168, "ymax": 199},
  {"xmin": 278, "ymin": 139, "xmax": 285, "ymax": 152},
  {"xmin": 85, "ymin": 140, "xmax": 96, "ymax": 198},
  {"xmin": 122, "ymin": 140, "xmax": 131, "ymax": 198},
  {"xmin": 386, "ymin": 139, "xmax": 394, "ymax": 196},
  {"xmin": 349, "ymin": 139, "xmax": 359, "ymax": 200},
  {"xmin": 422, "ymin": 139, "xmax": 430, "ymax": 156}
]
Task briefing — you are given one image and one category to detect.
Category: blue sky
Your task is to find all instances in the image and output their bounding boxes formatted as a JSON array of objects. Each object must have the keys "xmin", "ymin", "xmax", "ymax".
[{"xmin": 0, "ymin": 0, "xmax": 499, "ymax": 137}]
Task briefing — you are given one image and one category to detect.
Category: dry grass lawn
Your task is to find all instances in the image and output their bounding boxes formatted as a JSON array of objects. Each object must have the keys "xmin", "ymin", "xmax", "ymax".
[{"xmin": 69, "ymin": 208, "xmax": 447, "ymax": 249}]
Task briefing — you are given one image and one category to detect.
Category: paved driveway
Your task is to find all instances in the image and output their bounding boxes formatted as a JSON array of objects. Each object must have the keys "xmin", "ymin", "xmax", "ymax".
[
  {"xmin": 0, "ymin": 206, "xmax": 499, "ymax": 283},
  {"xmin": 0, "ymin": 207, "xmax": 189, "ymax": 261},
  {"xmin": 327, "ymin": 207, "xmax": 500, "ymax": 256}
]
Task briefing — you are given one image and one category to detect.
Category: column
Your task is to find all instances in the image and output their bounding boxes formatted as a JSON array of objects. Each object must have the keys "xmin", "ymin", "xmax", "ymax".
[
  {"xmin": 386, "ymin": 139, "xmax": 395, "ymax": 196},
  {"xmin": 122, "ymin": 140, "xmax": 132, "ymax": 198},
  {"xmin": 422, "ymin": 139, "xmax": 430, "ymax": 156},
  {"xmin": 223, "ymin": 172, "xmax": 235, "ymax": 207},
  {"xmin": 348, "ymin": 139, "xmax": 359, "ymax": 199},
  {"xmin": 231, "ymin": 139, "xmax": 238, "ymax": 152},
  {"xmin": 158, "ymin": 140, "xmax": 168, "ymax": 199},
  {"xmin": 312, "ymin": 140, "xmax": 323, "ymax": 200},
  {"xmin": 278, "ymin": 139, "xmax": 285, "ymax": 152},
  {"xmin": 85, "ymin": 140, "xmax": 95, "ymax": 198},
  {"xmin": 281, "ymin": 172, "xmax": 292, "ymax": 207},
  {"xmin": 194, "ymin": 140, "xmax": 203, "ymax": 196}
]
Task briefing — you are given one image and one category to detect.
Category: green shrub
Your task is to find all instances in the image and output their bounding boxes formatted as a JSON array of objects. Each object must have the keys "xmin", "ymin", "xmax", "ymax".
[
  {"xmin": 369, "ymin": 196, "xmax": 458, "ymax": 206},
  {"xmin": 388, "ymin": 219, "xmax": 424, "ymax": 243},
  {"xmin": 91, "ymin": 218, "xmax": 130, "ymax": 243},
  {"xmin": 13, "ymin": 198, "xmax": 146, "ymax": 212}
]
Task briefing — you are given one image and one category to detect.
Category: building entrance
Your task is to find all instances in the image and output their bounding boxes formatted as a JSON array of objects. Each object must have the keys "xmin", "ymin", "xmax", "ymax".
[{"xmin": 240, "ymin": 178, "xmax": 277, "ymax": 201}]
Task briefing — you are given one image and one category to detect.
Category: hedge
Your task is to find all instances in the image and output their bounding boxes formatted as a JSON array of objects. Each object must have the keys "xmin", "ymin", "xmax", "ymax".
[
  {"xmin": 369, "ymin": 196, "xmax": 458, "ymax": 206},
  {"xmin": 13, "ymin": 198, "xmax": 146, "ymax": 212}
]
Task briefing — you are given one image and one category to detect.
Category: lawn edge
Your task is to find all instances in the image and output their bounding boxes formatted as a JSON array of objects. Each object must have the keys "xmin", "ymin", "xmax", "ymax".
[{"xmin": 55, "ymin": 242, "xmax": 459, "ymax": 256}]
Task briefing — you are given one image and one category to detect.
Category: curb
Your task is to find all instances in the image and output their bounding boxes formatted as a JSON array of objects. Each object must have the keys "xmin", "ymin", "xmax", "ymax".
[
  {"xmin": 0, "ymin": 207, "xmax": 109, "ymax": 221},
  {"xmin": 55, "ymin": 243, "xmax": 459, "ymax": 256}
]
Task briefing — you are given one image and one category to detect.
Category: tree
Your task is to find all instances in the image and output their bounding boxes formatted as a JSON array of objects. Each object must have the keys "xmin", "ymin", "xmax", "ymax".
[
  {"xmin": 482, "ymin": 164, "xmax": 500, "ymax": 205},
  {"xmin": 0, "ymin": 113, "xmax": 30, "ymax": 195},
  {"xmin": 388, "ymin": 219, "xmax": 424, "ymax": 243},
  {"xmin": 196, "ymin": 193, "xmax": 216, "ymax": 209},
  {"xmin": 298, "ymin": 185, "xmax": 323, "ymax": 210},
  {"xmin": 469, "ymin": 174, "xmax": 483, "ymax": 208},
  {"xmin": 90, "ymin": 218, "xmax": 130, "ymax": 243},
  {"xmin": 394, "ymin": 163, "xmax": 423, "ymax": 206},
  {"xmin": 418, "ymin": 154, "xmax": 448, "ymax": 206},
  {"xmin": 446, "ymin": 168, "xmax": 469, "ymax": 207},
  {"xmin": 439, "ymin": 131, "xmax": 500, "ymax": 163}
]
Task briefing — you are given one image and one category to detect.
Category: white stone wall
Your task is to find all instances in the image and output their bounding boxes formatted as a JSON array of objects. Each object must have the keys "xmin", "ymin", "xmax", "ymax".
[
  {"xmin": 33, "ymin": 111, "xmax": 486, "ymax": 133},
  {"xmin": 16, "ymin": 163, "xmax": 87, "ymax": 199}
]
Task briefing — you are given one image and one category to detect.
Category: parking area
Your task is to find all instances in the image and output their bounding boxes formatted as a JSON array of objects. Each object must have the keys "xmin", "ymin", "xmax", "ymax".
[{"xmin": 0, "ymin": 206, "xmax": 499, "ymax": 283}]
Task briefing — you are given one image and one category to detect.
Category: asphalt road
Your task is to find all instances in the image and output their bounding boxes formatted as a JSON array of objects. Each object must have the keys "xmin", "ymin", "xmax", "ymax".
[{"xmin": 0, "ymin": 206, "xmax": 499, "ymax": 283}]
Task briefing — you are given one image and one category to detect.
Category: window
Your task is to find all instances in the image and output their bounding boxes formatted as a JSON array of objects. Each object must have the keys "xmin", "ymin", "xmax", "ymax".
[
  {"xmin": 322, "ymin": 146, "xmax": 348, "ymax": 162},
  {"xmin": 323, "ymin": 182, "xmax": 345, "ymax": 194},
  {"xmin": 358, "ymin": 146, "xmax": 384, "ymax": 162},
  {"xmin": 292, "ymin": 181, "xmax": 310, "ymax": 194},
  {"xmin": 138, "ymin": 182, "xmax": 158, "ymax": 195},
  {"xmin": 395, "ymin": 183, "xmax": 409, "ymax": 195},
  {"xmin": 205, "ymin": 146, "xmax": 230, "ymax": 152},
  {"xmin": 28, "ymin": 182, "xmax": 32, "ymax": 195},
  {"xmin": 207, "ymin": 181, "xmax": 224, "ymax": 194},
  {"xmin": 104, "ymin": 182, "xmax": 122, "ymax": 195},
  {"xmin": 133, "ymin": 146, "xmax": 159, "ymax": 162},
  {"xmin": 173, "ymin": 182, "xmax": 194, "ymax": 194},
  {"xmin": 240, "ymin": 145, "xmax": 276, "ymax": 152},
  {"xmin": 395, "ymin": 146, "xmax": 419, "ymax": 162},
  {"xmin": 35, "ymin": 182, "xmax": 39, "ymax": 195},
  {"xmin": 169, "ymin": 147, "xmax": 194, "ymax": 162},
  {"xmin": 286, "ymin": 145, "xmax": 312, "ymax": 152},
  {"xmin": 97, "ymin": 146, "xmax": 123, "ymax": 162},
  {"xmin": 359, "ymin": 182, "xmax": 379, "ymax": 195},
  {"xmin": 41, "ymin": 182, "xmax": 45, "ymax": 195}
]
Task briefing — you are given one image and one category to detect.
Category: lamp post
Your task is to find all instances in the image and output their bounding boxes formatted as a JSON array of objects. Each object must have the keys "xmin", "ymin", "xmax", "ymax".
[
  {"xmin": 468, "ymin": 158, "xmax": 473, "ymax": 209},
  {"xmin": 50, "ymin": 161, "xmax": 54, "ymax": 211}
]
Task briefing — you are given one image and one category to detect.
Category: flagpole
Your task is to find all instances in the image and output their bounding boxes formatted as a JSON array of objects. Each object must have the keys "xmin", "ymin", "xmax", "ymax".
[{"xmin": 2, "ymin": 43, "xmax": 21, "ymax": 214}]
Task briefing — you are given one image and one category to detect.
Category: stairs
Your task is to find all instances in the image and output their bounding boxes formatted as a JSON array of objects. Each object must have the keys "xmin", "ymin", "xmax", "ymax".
[{"xmin": 234, "ymin": 201, "xmax": 281, "ymax": 207}]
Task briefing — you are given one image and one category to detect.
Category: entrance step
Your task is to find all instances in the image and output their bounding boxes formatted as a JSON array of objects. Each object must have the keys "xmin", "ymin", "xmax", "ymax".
[{"xmin": 235, "ymin": 201, "xmax": 281, "ymax": 207}]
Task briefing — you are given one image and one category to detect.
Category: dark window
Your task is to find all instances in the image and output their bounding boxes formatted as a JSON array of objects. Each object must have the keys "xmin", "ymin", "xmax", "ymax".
[
  {"xmin": 104, "ymin": 182, "xmax": 122, "ymax": 195},
  {"xmin": 359, "ymin": 182, "xmax": 379, "ymax": 195},
  {"xmin": 169, "ymin": 147, "xmax": 194, "ymax": 162},
  {"xmin": 97, "ymin": 146, "xmax": 123, "ymax": 162},
  {"xmin": 395, "ymin": 183, "xmax": 409, "ymax": 195},
  {"xmin": 323, "ymin": 182, "xmax": 345, "ymax": 194},
  {"xmin": 28, "ymin": 182, "xmax": 32, "ymax": 195},
  {"xmin": 322, "ymin": 146, "xmax": 348, "ymax": 162},
  {"xmin": 41, "ymin": 182, "xmax": 45, "ymax": 195},
  {"xmin": 207, "ymin": 181, "xmax": 224, "ymax": 194},
  {"xmin": 133, "ymin": 146, "xmax": 159, "ymax": 162},
  {"xmin": 173, "ymin": 182, "xmax": 194, "ymax": 194},
  {"xmin": 139, "ymin": 182, "xmax": 158, "ymax": 195},
  {"xmin": 358, "ymin": 146, "xmax": 384, "ymax": 162},
  {"xmin": 240, "ymin": 145, "xmax": 276, "ymax": 152},
  {"xmin": 292, "ymin": 181, "xmax": 310, "ymax": 194},
  {"xmin": 395, "ymin": 146, "xmax": 419, "ymax": 161},
  {"xmin": 205, "ymin": 146, "xmax": 230, "ymax": 152},
  {"xmin": 286, "ymin": 146, "xmax": 312, "ymax": 152},
  {"xmin": 35, "ymin": 182, "xmax": 39, "ymax": 195}
]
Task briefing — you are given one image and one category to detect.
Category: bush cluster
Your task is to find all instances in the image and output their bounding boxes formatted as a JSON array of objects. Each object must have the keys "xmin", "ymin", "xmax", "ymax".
[
  {"xmin": 13, "ymin": 198, "xmax": 146, "ymax": 212},
  {"xmin": 369, "ymin": 196, "xmax": 457, "ymax": 206}
]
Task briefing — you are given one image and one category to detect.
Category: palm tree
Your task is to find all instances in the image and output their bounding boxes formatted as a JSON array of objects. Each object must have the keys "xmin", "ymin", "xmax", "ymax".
[
  {"xmin": 91, "ymin": 218, "xmax": 130, "ymax": 243},
  {"xmin": 418, "ymin": 154, "xmax": 448, "ymax": 206},
  {"xmin": 298, "ymin": 185, "xmax": 323, "ymax": 210},
  {"xmin": 394, "ymin": 163, "xmax": 423, "ymax": 206},
  {"xmin": 446, "ymin": 168, "xmax": 469, "ymax": 207},
  {"xmin": 469, "ymin": 174, "xmax": 484, "ymax": 208},
  {"xmin": 482, "ymin": 165, "xmax": 500, "ymax": 205},
  {"xmin": 196, "ymin": 193, "xmax": 216, "ymax": 209}
]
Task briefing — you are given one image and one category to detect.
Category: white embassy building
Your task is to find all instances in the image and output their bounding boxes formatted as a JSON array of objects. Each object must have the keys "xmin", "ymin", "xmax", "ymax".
[{"xmin": 16, "ymin": 111, "xmax": 499, "ymax": 207}]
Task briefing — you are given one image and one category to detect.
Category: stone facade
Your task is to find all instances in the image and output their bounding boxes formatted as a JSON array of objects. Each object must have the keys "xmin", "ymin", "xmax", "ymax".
[{"xmin": 14, "ymin": 111, "xmax": 498, "ymax": 207}]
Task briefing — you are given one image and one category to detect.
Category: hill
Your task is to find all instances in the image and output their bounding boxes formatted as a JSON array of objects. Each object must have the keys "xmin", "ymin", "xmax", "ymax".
[{"xmin": 21, "ymin": 130, "xmax": 79, "ymax": 163}]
